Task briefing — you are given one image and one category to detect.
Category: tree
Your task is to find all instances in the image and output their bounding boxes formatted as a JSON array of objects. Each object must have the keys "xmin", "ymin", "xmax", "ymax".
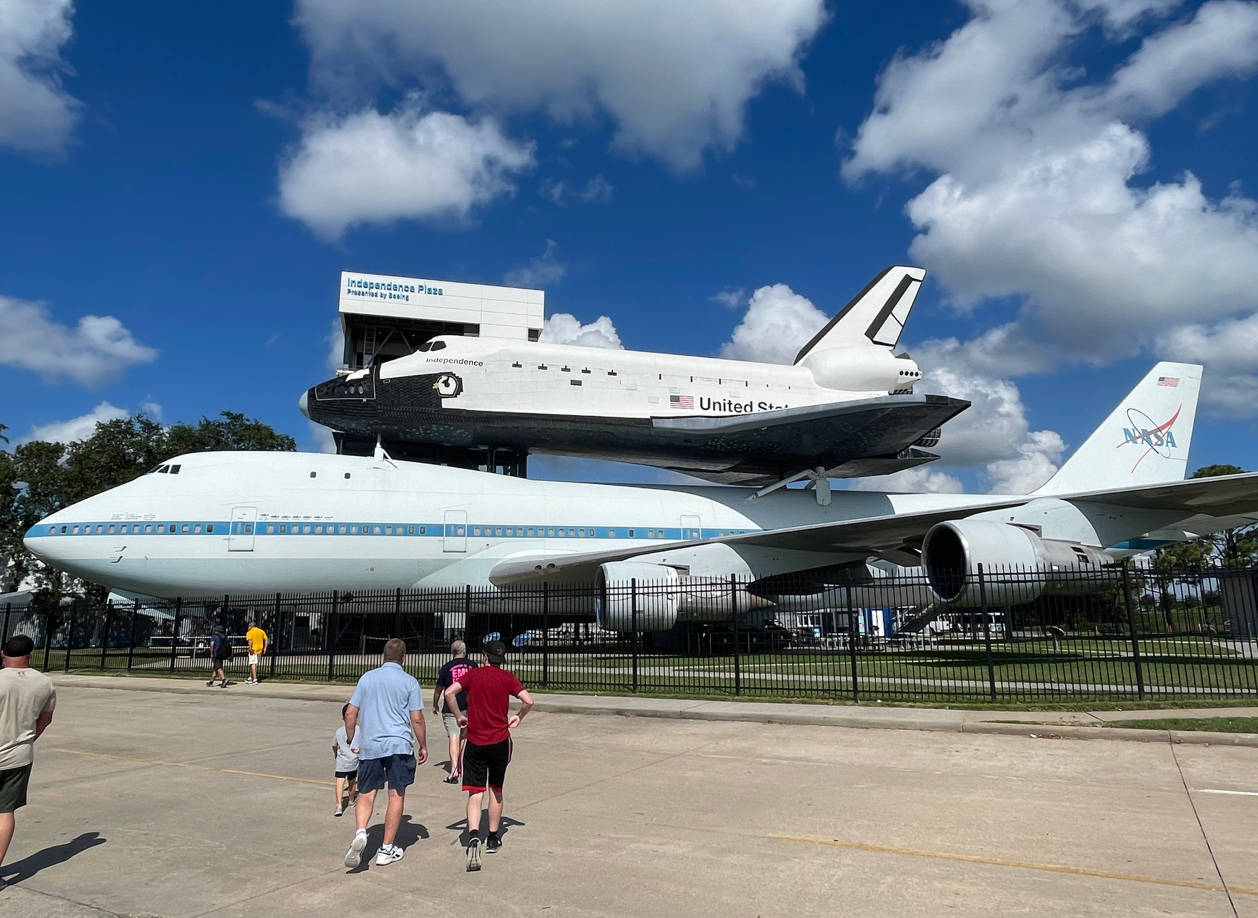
[{"xmin": 1, "ymin": 410, "xmax": 297, "ymax": 596}]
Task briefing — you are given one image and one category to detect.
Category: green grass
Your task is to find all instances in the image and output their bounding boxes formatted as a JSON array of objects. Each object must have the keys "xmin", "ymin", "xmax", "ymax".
[{"xmin": 1104, "ymin": 717, "xmax": 1258, "ymax": 732}]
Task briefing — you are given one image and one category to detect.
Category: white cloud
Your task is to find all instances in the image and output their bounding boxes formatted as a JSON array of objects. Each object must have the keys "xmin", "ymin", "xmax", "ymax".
[
  {"xmin": 505, "ymin": 240, "xmax": 566, "ymax": 288},
  {"xmin": 850, "ymin": 466, "xmax": 965, "ymax": 494},
  {"xmin": 24, "ymin": 402, "xmax": 128, "ymax": 444},
  {"xmin": 277, "ymin": 95, "xmax": 535, "ymax": 240},
  {"xmin": 720, "ymin": 283, "xmax": 827, "ymax": 364},
  {"xmin": 845, "ymin": 0, "xmax": 1258, "ymax": 410},
  {"xmin": 308, "ymin": 419, "xmax": 337, "ymax": 454},
  {"xmin": 912, "ymin": 340, "xmax": 1066, "ymax": 493},
  {"xmin": 710, "ymin": 288, "xmax": 746, "ymax": 309},
  {"xmin": 1157, "ymin": 312, "xmax": 1258, "ymax": 415},
  {"xmin": 325, "ymin": 318, "xmax": 344, "ymax": 372},
  {"xmin": 0, "ymin": 0, "xmax": 81, "ymax": 155},
  {"xmin": 140, "ymin": 401, "xmax": 163, "ymax": 420},
  {"xmin": 539, "ymin": 314, "xmax": 622, "ymax": 349},
  {"xmin": 0, "ymin": 296, "xmax": 158, "ymax": 386},
  {"xmin": 293, "ymin": 0, "xmax": 828, "ymax": 169},
  {"xmin": 1105, "ymin": 0, "xmax": 1258, "ymax": 116},
  {"xmin": 542, "ymin": 174, "xmax": 614, "ymax": 205}
]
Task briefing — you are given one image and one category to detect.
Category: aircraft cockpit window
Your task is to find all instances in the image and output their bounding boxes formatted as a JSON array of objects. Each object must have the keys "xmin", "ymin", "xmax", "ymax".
[
  {"xmin": 169, "ymin": 465, "xmax": 180, "ymax": 474},
  {"xmin": 430, "ymin": 340, "xmax": 446, "ymax": 350},
  {"xmin": 417, "ymin": 341, "xmax": 432, "ymax": 352}
]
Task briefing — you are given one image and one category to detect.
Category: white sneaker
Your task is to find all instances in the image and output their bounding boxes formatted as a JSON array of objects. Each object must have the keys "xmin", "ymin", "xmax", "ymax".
[
  {"xmin": 334, "ymin": 806, "xmax": 343, "ymax": 817},
  {"xmin": 344, "ymin": 830, "xmax": 367, "ymax": 868},
  {"xmin": 375, "ymin": 844, "xmax": 404, "ymax": 866}
]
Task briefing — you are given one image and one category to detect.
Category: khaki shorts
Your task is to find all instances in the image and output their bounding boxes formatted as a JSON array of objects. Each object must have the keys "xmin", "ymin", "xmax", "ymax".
[
  {"xmin": 442, "ymin": 712, "xmax": 463, "ymax": 738},
  {"xmin": 248, "ymin": 653, "xmax": 260, "ymax": 666}
]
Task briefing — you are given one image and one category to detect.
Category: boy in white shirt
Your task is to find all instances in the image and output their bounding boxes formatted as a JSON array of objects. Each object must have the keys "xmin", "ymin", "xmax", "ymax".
[{"xmin": 332, "ymin": 703, "xmax": 360, "ymax": 816}]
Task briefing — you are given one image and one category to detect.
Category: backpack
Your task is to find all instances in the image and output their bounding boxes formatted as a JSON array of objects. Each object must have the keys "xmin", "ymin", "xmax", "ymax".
[{"xmin": 215, "ymin": 635, "xmax": 232, "ymax": 659}]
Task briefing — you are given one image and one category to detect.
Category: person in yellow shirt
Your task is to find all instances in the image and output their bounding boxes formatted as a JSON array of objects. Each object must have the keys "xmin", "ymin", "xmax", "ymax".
[{"xmin": 244, "ymin": 622, "xmax": 269, "ymax": 685}]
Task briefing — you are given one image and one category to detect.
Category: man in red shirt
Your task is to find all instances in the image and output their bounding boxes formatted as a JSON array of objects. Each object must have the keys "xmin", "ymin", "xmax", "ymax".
[{"xmin": 445, "ymin": 639, "xmax": 534, "ymax": 872}]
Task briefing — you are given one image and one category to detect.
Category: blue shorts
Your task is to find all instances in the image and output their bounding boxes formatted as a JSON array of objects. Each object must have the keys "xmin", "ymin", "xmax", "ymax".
[{"xmin": 356, "ymin": 753, "xmax": 416, "ymax": 793}]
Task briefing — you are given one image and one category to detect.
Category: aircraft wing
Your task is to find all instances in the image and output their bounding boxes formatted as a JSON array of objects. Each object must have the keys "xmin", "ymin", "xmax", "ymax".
[
  {"xmin": 489, "ymin": 472, "xmax": 1258, "ymax": 586},
  {"xmin": 488, "ymin": 498, "xmax": 1025, "ymax": 586},
  {"xmin": 1059, "ymin": 471, "xmax": 1258, "ymax": 514}
]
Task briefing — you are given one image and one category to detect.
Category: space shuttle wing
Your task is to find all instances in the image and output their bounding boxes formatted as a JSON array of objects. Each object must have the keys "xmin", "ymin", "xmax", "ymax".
[
  {"xmin": 488, "ymin": 498, "xmax": 1025, "ymax": 587},
  {"xmin": 649, "ymin": 393, "xmax": 969, "ymax": 483}
]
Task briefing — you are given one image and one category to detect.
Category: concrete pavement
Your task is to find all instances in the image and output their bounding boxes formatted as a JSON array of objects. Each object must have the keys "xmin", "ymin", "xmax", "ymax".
[{"xmin": 0, "ymin": 680, "xmax": 1256, "ymax": 916}]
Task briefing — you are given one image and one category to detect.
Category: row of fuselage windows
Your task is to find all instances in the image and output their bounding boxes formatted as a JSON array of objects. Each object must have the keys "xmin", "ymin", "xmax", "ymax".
[{"xmin": 42, "ymin": 522, "xmax": 752, "ymax": 539}]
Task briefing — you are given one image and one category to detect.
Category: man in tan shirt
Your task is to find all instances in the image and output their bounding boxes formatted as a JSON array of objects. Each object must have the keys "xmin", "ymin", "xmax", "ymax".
[{"xmin": 0, "ymin": 635, "xmax": 56, "ymax": 891}]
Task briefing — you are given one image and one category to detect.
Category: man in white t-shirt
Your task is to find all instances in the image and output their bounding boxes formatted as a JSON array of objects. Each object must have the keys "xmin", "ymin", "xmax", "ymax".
[{"xmin": 0, "ymin": 635, "xmax": 56, "ymax": 892}]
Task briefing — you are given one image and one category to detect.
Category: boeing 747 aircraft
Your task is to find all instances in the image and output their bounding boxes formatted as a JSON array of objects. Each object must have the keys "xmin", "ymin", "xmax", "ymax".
[
  {"xmin": 301, "ymin": 266, "xmax": 968, "ymax": 485},
  {"xmin": 26, "ymin": 363, "xmax": 1258, "ymax": 631}
]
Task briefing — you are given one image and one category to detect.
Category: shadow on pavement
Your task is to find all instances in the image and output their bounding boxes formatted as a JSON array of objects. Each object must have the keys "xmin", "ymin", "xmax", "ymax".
[
  {"xmin": 1, "ymin": 831, "xmax": 106, "ymax": 884},
  {"xmin": 345, "ymin": 817, "xmax": 428, "ymax": 873}
]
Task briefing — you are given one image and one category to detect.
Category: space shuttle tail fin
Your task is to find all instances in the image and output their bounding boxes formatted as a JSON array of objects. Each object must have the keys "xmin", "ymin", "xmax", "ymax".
[
  {"xmin": 1032, "ymin": 362, "xmax": 1202, "ymax": 496},
  {"xmin": 793, "ymin": 266, "xmax": 927, "ymax": 364}
]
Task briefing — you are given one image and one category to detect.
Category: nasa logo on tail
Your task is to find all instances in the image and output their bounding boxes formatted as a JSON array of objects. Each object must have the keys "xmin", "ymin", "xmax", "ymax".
[
  {"xmin": 1117, "ymin": 405, "xmax": 1181, "ymax": 472},
  {"xmin": 433, "ymin": 374, "xmax": 463, "ymax": 398}
]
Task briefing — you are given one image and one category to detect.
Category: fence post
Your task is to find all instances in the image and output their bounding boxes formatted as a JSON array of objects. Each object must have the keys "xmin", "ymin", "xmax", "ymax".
[
  {"xmin": 169, "ymin": 598, "xmax": 182, "ymax": 672},
  {"xmin": 1, "ymin": 602, "xmax": 10, "ymax": 646},
  {"xmin": 731, "ymin": 574, "xmax": 741, "ymax": 697},
  {"xmin": 464, "ymin": 585, "xmax": 473, "ymax": 644},
  {"xmin": 1122, "ymin": 563, "xmax": 1146, "ymax": 701},
  {"xmin": 631, "ymin": 579, "xmax": 639, "ymax": 694},
  {"xmin": 847, "ymin": 584, "xmax": 859, "ymax": 703},
  {"xmin": 99, "ymin": 601, "xmax": 113, "ymax": 670},
  {"xmin": 542, "ymin": 582, "xmax": 550, "ymax": 688},
  {"xmin": 41, "ymin": 612, "xmax": 53, "ymax": 672},
  {"xmin": 126, "ymin": 599, "xmax": 139, "ymax": 671},
  {"xmin": 979, "ymin": 564, "xmax": 997, "ymax": 703},
  {"xmin": 271, "ymin": 593, "xmax": 281, "ymax": 679},
  {"xmin": 393, "ymin": 588, "xmax": 403, "ymax": 643},
  {"xmin": 327, "ymin": 591, "xmax": 339, "ymax": 682},
  {"xmin": 64, "ymin": 602, "xmax": 77, "ymax": 672}
]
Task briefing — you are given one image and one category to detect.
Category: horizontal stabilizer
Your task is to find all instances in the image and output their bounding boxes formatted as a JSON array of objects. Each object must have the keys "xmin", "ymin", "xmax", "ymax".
[{"xmin": 794, "ymin": 266, "xmax": 926, "ymax": 363}]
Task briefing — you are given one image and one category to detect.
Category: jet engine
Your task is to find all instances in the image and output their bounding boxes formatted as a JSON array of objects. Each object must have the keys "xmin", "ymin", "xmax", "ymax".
[
  {"xmin": 797, "ymin": 347, "xmax": 921, "ymax": 394},
  {"xmin": 595, "ymin": 562, "xmax": 768, "ymax": 631},
  {"xmin": 596, "ymin": 562, "xmax": 681, "ymax": 631},
  {"xmin": 922, "ymin": 520, "xmax": 1115, "ymax": 606}
]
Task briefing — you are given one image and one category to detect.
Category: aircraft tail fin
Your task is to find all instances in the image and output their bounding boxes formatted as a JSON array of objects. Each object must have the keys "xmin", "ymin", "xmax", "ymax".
[
  {"xmin": 793, "ymin": 266, "xmax": 926, "ymax": 364},
  {"xmin": 1032, "ymin": 362, "xmax": 1202, "ymax": 496}
]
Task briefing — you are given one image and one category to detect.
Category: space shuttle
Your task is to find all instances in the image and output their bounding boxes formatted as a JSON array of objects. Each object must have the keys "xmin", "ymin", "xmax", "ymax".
[{"xmin": 300, "ymin": 266, "xmax": 969, "ymax": 485}]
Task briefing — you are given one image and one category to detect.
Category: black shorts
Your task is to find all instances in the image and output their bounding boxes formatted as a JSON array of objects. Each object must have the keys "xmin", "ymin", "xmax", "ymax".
[
  {"xmin": 212, "ymin": 658, "xmax": 227, "ymax": 669},
  {"xmin": 357, "ymin": 753, "xmax": 415, "ymax": 793},
  {"xmin": 461, "ymin": 739, "xmax": 512, "ymax": 793},
  {"xmin": 0, "ymin": 764, "xmax": 32, "ymax": 814},
  {"xmin": 334, "ymin": 770, "xmax": 358, "ymax": 780}
]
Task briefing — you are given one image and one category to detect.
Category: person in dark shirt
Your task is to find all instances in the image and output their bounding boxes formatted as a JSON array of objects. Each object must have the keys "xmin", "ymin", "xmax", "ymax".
[
  {"xmin": 432, "ymin": 641, "xmax": 477, "ymax": 784},
  {"xmin": 445, "ymin": 640, "xmax": 533, "ymax": 872}
]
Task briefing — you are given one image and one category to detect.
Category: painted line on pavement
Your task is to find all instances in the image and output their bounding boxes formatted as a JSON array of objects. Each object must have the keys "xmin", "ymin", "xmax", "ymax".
[
  {"xmin": 770, "ymin": 834, "xmax": 1257, "ymax": 897},
  {"xmin": 1199, "ymin": 789, "xmax": 1258, "ymax": 797},
  {"xmin": 46, "ymin": 747, "xmax": 335, "ymax": 787}
]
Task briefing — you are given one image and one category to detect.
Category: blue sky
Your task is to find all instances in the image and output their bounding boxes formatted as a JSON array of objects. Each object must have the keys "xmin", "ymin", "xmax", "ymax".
[{"xmin": 5, "ymin": 0, "xmax": 1258, "ymax": 493}]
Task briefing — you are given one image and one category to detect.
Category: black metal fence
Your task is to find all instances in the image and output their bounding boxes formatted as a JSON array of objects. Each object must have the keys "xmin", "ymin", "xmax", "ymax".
[{"xmin": 5, "ymin": 562, "xmax": 1258, "ymax": 704}]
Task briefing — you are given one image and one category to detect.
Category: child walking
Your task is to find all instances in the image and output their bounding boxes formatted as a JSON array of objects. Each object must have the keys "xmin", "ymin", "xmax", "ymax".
[{"xmin": 333, "ymin": 703, "xmax": 360, "ymax": 816}]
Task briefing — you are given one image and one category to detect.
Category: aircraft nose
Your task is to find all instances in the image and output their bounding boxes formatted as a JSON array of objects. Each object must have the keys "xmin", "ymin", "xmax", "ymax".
[
  {"xmin": 24, "ymin": 518, "xmax": 65, "ymax": 565},
  {"xmin": 298, "ymin": 390, "xmax": 310, "ymax": 420}
]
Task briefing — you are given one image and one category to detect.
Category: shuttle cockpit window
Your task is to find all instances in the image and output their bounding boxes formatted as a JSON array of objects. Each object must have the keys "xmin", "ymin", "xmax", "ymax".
[
  {"xmin": 169, "ymin": 465, "xmax": 180, "ymax": 474},
  {"xmin": 417, "ymin": 339, "xmax": 447, "ymax": 352},
  {"xmin": 150, "ymin": 464, "xmax": 169, "ymax": 474}
]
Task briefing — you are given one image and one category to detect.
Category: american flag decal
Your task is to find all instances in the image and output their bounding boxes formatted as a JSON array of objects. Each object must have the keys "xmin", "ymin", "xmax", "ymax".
[
  {"xmin": 1157, "ymin": 376, "xmax": 1179, "ymax": 388},
  {"xmin": 670, "ymin": 394, "xmax": 694, "ymax": 409}
]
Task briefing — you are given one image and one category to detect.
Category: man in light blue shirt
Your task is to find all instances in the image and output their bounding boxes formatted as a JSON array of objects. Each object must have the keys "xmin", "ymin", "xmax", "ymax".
[{"xmin": 342, "ymin": 639, "xmax": 428, "ymax": 869}]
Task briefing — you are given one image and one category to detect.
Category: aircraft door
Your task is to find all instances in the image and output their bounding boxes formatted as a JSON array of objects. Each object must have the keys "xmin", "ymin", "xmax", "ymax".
[
  {"xmin": 444, "ymin": 510, "xmax": 467, "ymax": 553},
  {"xmin": 681, "ymin": 513, "xmax": 702, "ymax": 541},
  {"xmin": 228, "ymin": 507, "xmax": 257, "ymax": 552}
]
